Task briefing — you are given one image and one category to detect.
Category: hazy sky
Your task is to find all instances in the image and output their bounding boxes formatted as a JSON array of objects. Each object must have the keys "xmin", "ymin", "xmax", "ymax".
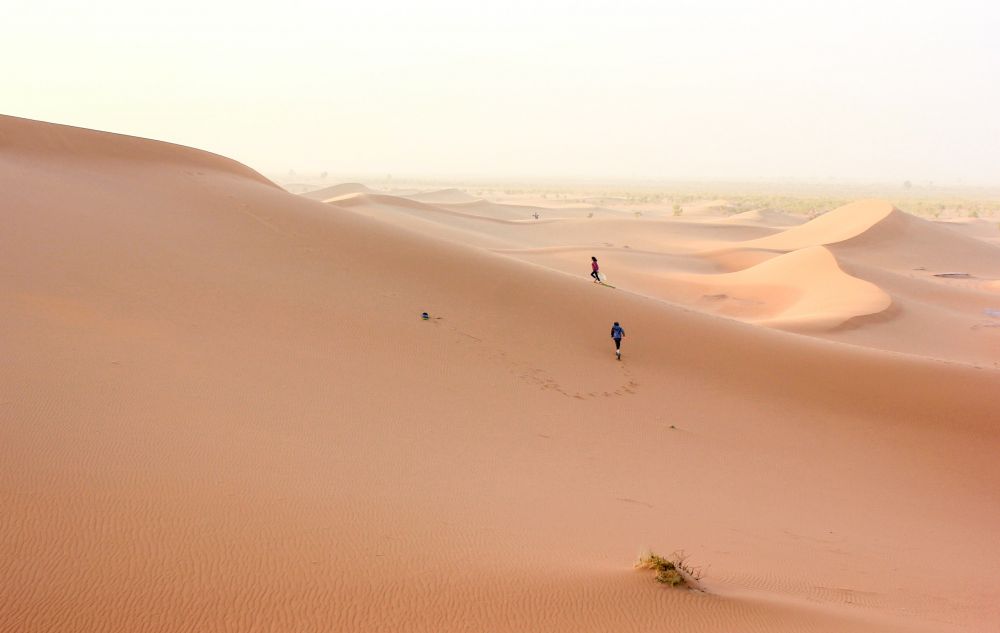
[{"xmin": 5, "ymin": 0, "xmax": 999, "ymax": 183}]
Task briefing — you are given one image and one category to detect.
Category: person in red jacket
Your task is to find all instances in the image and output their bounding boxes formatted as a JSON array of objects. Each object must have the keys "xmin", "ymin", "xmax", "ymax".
[{"xmin": 590, "ymin": 256, "xmax": 601, "ymax": 282}]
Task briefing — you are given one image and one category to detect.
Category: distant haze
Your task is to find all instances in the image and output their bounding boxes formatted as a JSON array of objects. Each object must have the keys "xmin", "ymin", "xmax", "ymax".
[{"xmin": 5, "ymin": 0, "xmax": 999, "ymax": 184}]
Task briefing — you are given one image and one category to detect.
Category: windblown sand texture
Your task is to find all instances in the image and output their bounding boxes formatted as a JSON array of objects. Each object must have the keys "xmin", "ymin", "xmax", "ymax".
[{"xmin": 2, "ymin": 115, "xmax": 999, "ymax": 633}]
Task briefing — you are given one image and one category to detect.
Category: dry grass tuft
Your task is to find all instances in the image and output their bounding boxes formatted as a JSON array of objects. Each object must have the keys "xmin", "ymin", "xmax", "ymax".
[{"xmin": 635, "ymin": 550, "xmax": 704, "ymax": 589}]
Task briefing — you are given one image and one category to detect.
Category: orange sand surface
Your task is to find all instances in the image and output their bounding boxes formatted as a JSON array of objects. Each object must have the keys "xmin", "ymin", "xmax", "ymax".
[{"xmin": 2, "ymin": 115, "xmax": 999, "ymax": 632}]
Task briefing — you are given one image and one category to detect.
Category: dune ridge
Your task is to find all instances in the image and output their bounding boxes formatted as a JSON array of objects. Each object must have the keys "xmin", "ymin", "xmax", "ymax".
[
  {"xmin": 670, "ymin": 246, "xmax": 892, "ymax": 330},
  {"xmin": 328, "ymin": 191, "xmax": 548, "ymax": 224},
  {"xmin": 715, "ymin": 208, "xmax": 808, "ymax": 226},
  {"xmin": 737, "ymin": 199, "xmax": 896, "ymax": 251},
  {"xmin": 832, "ymin": 206, "xmax": 1000, "ymax": 277},
  {"xmin": 402, "ymin": 187, "xmax": 482, "ymax": 204},
  {"xmin": 3, "ymin": 116, "xmax": 999, "ymax": 633},
  {"xmin": 0, "ymin": 114, "xmax": 274, "ymax": 186},
  {"xmin": 300, "ymin": 181, "xmax": 373, "ymax": 200}
]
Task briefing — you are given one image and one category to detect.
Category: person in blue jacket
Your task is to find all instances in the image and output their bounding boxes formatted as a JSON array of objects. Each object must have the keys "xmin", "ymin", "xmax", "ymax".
[{"xmin": 610, "ymin": 322, "xmax": 625, "ymax": 360}]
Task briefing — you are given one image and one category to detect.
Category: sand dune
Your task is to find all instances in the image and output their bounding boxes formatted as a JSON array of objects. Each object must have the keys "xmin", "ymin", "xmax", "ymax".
[
  {"xmin": 815, "ymin": 261, "xmax": 1000, "ymax": 364},
  {"xmin": 324, "ymin": 191, "xmax": 776, "ymax": 252},
  {"xmin": 715, "ymin": 208, "xmax": 808, "ymax": 227},
  {"xmin": 1, "ymin": 114, "xmax": 274, "ymax": 186},
  {"xmin": 3, "ymin": 116, "xmax": 1000, "ymax": 633},
  {"xmin": 738, "ymin": 199, "xmax": 896, "ymax": 251},
  {"xmin": 331, "ymin": 191, "xmax": 536, "ymax": 224},
  {"xmin": 831, "ymin": 206, "xmax": 1000, "ymax": 278},
  {"xmin": 731, "ymin": 200, "xmax": 1000, "ymax": 276},
  {"xmin": 684, "ymin": 200, "xmax": 1000, "ymax": 359},
  {"xmin": 329, "ymin": 192, "xmax": 623, "ymax": 222},
  {"xmin": 444, "ymin": 198, "xmax": 628, "ymax": 220},
  {"xmin": 815, "ymin": 207, "xmax": 1000, "ymax": 362},
  {"xmin": 669, "ymin": 246, "xmax": 892, "ymax": 330},
  {"xmin": 315, "ymin": 188, "xmax": 998, "ymax": 361},
  {"xmin": 402, "ymin": 187, "xmax": 482, "ymax": 204},
  {"xmin": 502, "ymin": 245, "xmax": 893, "ymax": 331},
  {"xmin": 933, "ymin": 217, "xmax": 1000, "ymax": 247},
  {"xmin": 300, "ymin": 181, "xmax": 373, "ymax": 200}
]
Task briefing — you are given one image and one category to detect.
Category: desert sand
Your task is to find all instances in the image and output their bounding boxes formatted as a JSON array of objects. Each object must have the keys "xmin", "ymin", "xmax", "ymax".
[{"xmin": 2, "ymin": 115, "xmax": 999, "ymax": 632}]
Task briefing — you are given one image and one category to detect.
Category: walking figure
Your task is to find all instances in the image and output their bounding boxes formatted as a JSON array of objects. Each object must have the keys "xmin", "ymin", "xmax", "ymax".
[{"xmin": 611, "ymin": 322, "xmax": 625, "ymax": 360}]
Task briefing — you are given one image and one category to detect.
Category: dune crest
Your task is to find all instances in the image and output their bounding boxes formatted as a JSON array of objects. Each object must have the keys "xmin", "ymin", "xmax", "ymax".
[
  {"xmin": 672, "ymin": 246, "xmax": 892, "ymax": 330},
  {"xmin": 716, "ymin": 208, "xmax": 807, "ymax": 227},
  {"xmin": 0, "ymin": 114, "xmax": 274, "ymax": 186},
  {"xmin": 326, "ymin": 191, "xmax": 539, "ymax": 226},
  {"xmin": 403, "ymin": 187, "xmax": 482, "ymax": 204},
  {"xmin": 738, "ymin": 199, "xmax": 896, "ymax": 251},
  {"xmin": 300, "ymin": 181, "xmax": 373, "ymax": 201},
  {"xmin": 831, "ymin": 205, "xmax": 1000, "ymax": 277}
]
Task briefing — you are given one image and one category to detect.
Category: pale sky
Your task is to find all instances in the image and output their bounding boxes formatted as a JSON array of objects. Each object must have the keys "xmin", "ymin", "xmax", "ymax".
[{"xmin": 4, "ymin": 0, "xmax": 999, "ymax": 184}]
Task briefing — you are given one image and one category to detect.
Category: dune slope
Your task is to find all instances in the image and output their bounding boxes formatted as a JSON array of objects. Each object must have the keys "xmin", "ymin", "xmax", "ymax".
[
  {"xmin": 300, "ymin": 181, "xmax": 373, "ymax": 200},
  {"xmin": 670, "ymin": 246, "xmax": 892, "ymax": 330},
  {"xmin": 403, "ymin": 187, "xmax": 481, "ymax": 204},
  {"xmin": 832, "ymin": 207, "xmax": 1000, "ymax": 277},
  {"xmin": 738, "ymin": 199, "xmax": 896, "ymax": 251}
]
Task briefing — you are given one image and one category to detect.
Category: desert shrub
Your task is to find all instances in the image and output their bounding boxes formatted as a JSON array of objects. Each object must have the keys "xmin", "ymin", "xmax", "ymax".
[
  {"xmin": 672, "ymin": 203, "xmax": 683, "ymax": 217},
  {"xmin": 635, "ymin": 550, "xmax": 703, "ymax": 589},
  {"xmin": 656, "ymin": 568, "xmax": 684, "ymax": 586}
]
